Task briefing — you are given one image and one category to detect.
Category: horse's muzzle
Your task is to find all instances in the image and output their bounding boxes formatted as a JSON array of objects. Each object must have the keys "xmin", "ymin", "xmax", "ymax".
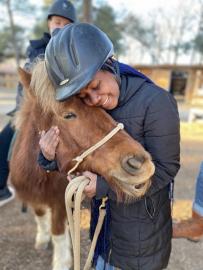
[{"xmin": 121, "ymin": 155, "xmax": 146, "ymax": 175}]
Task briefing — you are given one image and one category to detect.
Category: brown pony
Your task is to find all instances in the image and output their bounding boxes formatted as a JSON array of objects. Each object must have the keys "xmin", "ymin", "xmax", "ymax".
[{"xmin": 10, "ymin": 61, "xmax": 155, "ymax": 270}]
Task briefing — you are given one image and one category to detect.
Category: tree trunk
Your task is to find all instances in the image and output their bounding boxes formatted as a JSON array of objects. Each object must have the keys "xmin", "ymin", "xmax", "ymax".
[
  {"xmin": 83, "ymin": 0, "xmax": 92, "ymax": 23},
  {"xmin": 6, "ymin": 0, "xmax": 20, "ymax": 67}
]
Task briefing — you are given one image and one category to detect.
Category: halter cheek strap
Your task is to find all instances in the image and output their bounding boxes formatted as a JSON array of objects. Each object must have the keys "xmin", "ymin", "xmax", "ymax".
[{"xmin": 67, "ymin": 123, "xmax": 124, "ymax": 175}]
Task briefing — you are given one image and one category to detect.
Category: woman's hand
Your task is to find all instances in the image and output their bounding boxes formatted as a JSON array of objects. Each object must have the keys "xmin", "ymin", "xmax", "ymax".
[
  {"xmin": 67, "ymin": 171, "xmax": 97, "ymax": 198},
  {"xmin": 39, "ymin": 126, "xmax": 60, "ymax": 161},
  {"xmin": 82, "ymin": 171, "xmax": 97, "ymax": 198}
]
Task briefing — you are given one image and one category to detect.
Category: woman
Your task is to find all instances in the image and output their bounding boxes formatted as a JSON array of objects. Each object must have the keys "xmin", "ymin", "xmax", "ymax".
[{"xmin": 39, "ymin": 23, "xmax": 180, "ymax": 270}]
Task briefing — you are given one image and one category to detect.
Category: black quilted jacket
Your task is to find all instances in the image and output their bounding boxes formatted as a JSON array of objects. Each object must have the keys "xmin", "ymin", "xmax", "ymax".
[{"xmin": 95, "ymin": 74, "xmax": 180, "ymax": 270}]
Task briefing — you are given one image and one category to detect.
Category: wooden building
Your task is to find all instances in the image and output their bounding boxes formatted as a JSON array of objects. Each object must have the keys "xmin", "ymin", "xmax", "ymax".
[
  {"xmin": 0, "ymin": 71, "xmax": 18, "ymax": 90},
  {"xmin": 134, "ymin": 65, "xmax": 203, "ymax": 106},
  {"xmin": 0, "ymin": 63, "xmax": 203, "ymax": 106}
]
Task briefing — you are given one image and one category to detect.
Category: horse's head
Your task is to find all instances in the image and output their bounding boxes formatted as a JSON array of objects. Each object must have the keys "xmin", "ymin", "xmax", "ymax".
[{"xmin": 19, "ymin": 61, "xmax": 155, "ymax": 201}]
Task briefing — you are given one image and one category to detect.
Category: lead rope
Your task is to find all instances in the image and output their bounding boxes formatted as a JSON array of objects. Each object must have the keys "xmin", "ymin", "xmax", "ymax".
[
  {"xmin": 65, "ymin": 178, "xmax": 107, "ymax": 270},
  {"xmin": 65, "ymin": 123, "xmax": 124, "ymax": 270}
]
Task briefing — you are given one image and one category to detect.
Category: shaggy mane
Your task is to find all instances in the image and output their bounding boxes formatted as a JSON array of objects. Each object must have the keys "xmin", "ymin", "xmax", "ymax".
[
  {"xmin": 15, "ymin": 60, "xmax": 60, "ymax": 130},
  {"xmin": 30, "ymin": 60, "xmax": 60, "ymax": 114}
]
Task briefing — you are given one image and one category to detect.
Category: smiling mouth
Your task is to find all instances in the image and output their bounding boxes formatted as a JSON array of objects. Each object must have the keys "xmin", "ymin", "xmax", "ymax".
[{"xmin": 102, "ymin": 96, "xmax": 109, "ymax": 106}]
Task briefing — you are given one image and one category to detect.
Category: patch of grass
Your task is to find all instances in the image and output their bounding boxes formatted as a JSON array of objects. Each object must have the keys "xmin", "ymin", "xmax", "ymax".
[
  {"xmin": 172, "ymin": 199, "xmax": 192, "ymax": 222},
  {"xmin": 181, "ymin": 122, "xmax": 203, "ymax": 141}
]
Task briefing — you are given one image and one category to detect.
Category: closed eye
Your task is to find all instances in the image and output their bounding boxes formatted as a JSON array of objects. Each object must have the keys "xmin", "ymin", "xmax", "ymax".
[{"xmin": 63, "ymin": 112, "xmax": 77, "ymax": 120}]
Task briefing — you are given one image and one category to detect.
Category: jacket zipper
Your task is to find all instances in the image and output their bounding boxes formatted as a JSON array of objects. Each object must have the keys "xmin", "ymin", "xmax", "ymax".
[{"xmin": 108, "ymin": 249, "xmax": 112, "ymax": 264}]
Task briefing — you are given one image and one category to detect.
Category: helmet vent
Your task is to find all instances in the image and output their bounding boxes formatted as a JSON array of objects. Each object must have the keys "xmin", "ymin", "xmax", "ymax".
[{"xmin": 70, "ymin": 42, "xmax": 79, "ymax": 67}]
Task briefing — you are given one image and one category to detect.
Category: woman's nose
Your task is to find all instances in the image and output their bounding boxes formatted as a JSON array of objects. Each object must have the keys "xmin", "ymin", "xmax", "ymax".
[{"xmin": 90, "ymin": 93, "xmax": 101, "ymax": 105}]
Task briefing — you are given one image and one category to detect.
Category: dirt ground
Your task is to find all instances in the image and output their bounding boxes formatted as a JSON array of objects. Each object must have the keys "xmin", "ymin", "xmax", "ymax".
[{"xmin": 0, "ymin": 113, "xmax": 203, "ymax": 269}]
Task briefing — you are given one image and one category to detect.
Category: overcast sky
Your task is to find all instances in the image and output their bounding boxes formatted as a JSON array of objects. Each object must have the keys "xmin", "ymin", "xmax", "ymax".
[
  {"xmin": 102, "ymin": 0, "xmax": 180, "ymax": 16},
  {"xmin": 108, "ymin": 0, "xmax": 176, "ymax": 12},
  {"xmin": 1, "ymin": 0, "xmax": 201, "ymax": 64}
]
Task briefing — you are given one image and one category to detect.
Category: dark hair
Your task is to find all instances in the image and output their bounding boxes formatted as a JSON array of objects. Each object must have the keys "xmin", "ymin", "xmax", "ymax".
[{"xmin": 101, "ymin": 58, "xmax": 121, "ymax": 86}]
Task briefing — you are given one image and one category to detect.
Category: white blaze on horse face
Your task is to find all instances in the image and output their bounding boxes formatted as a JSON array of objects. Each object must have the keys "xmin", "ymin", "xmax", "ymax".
[
  {"xmin": 35, "ymin": 209, "xmax": 51, "ymax": 250},
  {"xmin": 52, "ymin": 227, "xmax": 72, "ymax": 270}
]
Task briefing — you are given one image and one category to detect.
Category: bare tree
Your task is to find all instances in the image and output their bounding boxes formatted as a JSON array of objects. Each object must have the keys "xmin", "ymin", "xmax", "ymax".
[
  {"xmin": 193, "ymin": 2, "xmax": 203, "ymax": 63},
  {"xmin": 0, "ymin": 0, "xmax": 35, "ymax": 66},
  {"xmin": 4, "ymin": 0, "xmax": 20, "ymax": 66},
  {"xmin": 124, "ymin": 13, "xmax": 165, "ymax": 64},
  {"xmin": 152, "ymin": 0, "xmax": 201, "ymax": 64},
  {"xmin": 170, "ymin": 0, "xmax": 198, "ymax": 64},
  {"xmin": 83, "ymin": 0, "xmax": 92, "ymax": 23},
  {"xmin": 123, "ymin": 0, "xmax": 202, "ymax": 64}
]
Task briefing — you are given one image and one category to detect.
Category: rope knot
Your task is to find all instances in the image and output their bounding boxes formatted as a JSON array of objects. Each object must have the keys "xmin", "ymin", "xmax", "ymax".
[
  {"xmin": 117, "ymin": 123, "xmax": 124, "ymax": 130},
  {"xmin": 74, "ymin": 156, "xmax": 84, "ymax": 163}
]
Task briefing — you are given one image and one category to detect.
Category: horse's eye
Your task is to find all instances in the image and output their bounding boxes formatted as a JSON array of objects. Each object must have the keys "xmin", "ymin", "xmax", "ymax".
[{"xmin": 63, "ymin": 112, "xmax": 77, "ymax": 120}]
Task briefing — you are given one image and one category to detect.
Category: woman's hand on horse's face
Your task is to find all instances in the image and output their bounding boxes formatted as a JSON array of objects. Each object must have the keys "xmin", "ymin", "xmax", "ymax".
[
  {"xmin": 83, "ymin": 171, "xmax": 97, "ymax": 198},
  {"xmin": 39, "ymin": 126, "xmax": 60, "ymax": 161}
]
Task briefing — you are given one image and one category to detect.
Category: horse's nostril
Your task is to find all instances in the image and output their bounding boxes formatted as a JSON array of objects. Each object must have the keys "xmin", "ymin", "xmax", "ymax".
[
  {"xmin": 122, "ymin": 155, "xmax": 145, "ymax": 175},
  {"xmin": 127, "ymin": 157, "xmax": 142, "ymax": 170},
  {"xmin": 134, "ymin": 183, "xmax": 145, "ymax": 189}
]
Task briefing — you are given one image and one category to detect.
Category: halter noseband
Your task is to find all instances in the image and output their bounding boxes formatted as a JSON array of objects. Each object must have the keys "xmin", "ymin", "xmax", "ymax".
[{"xmin": 67, "ymin": 123, "xmax": 124, "ymax": 175}]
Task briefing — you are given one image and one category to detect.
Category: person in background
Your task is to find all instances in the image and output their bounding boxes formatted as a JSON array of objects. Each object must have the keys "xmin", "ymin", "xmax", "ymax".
[
  {"xmin": 173, "ymin": 162, "xmax": 203, "ymax": 241},
  {"xmin": 0, "ymin": 0, "xmax": 76, "ymax": 207},
  {"xmin": 38, "ymin": 23, "xmax": 180, "ymax": 270}
]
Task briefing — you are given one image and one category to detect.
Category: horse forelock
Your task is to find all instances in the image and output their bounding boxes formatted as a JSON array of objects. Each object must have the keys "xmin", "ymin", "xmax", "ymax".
[
  {"xmin": 30, "ymin": 60, "xmax": 60, "ymax": 115},
  {"xmin": 15, "ymin": 60, "xmax": 63, "ymax": 130}
]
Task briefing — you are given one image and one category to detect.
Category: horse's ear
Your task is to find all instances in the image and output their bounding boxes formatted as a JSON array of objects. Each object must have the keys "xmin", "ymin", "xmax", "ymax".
[{"xmin": 18, "ymin": 67, "xmax": 32, "ymax": 89}]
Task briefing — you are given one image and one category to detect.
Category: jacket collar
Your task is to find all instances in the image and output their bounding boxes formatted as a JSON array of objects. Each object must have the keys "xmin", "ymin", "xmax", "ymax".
[{"xmin": 30, "ymin": 32, "xmax": 51, "ymax": 50}]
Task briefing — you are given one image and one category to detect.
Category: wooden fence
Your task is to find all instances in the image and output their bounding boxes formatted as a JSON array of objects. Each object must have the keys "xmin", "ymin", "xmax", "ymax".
[{"xmin": 0, "ymin": 72, "xmax": 18, "ymax": 90}]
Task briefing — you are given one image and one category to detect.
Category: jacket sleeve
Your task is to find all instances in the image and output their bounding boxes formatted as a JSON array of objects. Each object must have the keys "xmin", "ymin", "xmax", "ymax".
[
  {"xmin": 144, "ymin": 89, "xmax": 180, "ymax": 196},
  {"xmin": 37, "ymin": 151, "xmax": 58, "ymax": 171},
  {"xmin": 96, "ymin": 175, "xmax": 116, "ymax": 200}
]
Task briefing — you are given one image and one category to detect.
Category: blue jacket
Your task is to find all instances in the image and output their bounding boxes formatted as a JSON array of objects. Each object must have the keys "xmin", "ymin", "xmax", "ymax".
[{"xmin": 26, "ymin": 32, "xmax": 51, "ymax": 63}]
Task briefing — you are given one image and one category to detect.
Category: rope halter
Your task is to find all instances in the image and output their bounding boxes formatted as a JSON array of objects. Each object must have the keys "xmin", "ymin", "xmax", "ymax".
[{"xmin": 67, "ymin": 123, "xmax": 124, "ymax": 175}]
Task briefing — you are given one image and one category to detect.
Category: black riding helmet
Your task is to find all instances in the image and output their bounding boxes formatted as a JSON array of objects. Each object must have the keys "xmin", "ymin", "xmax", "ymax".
[
  {"xmin": 45, "ymin": 23, "xmax": 114, "ymax": 101},
  {"xmin": 47, "ymin": 0, "xmax": 76, "ymax": 23}
]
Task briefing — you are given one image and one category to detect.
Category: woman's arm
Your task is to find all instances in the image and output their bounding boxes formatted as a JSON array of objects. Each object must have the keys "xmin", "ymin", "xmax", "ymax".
[{"xmin": 144, "ymin": 89, "xmax": 180, "ymax": 196}]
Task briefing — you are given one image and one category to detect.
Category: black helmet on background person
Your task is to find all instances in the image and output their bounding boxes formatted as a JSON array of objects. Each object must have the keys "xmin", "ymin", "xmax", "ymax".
[
  {"xmin": 45, "ymin": 23, "xmax": 114, "ymax": 101},
  {"xmin": 47, "ymin": 0, "xmax": 76, "ymax": 23}
]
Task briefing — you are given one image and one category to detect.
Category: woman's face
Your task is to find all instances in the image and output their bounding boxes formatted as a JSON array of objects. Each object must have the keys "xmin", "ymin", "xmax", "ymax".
[{"xmin": 78, "ymin": 71, "xmax": 120, "ymax": 110}]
